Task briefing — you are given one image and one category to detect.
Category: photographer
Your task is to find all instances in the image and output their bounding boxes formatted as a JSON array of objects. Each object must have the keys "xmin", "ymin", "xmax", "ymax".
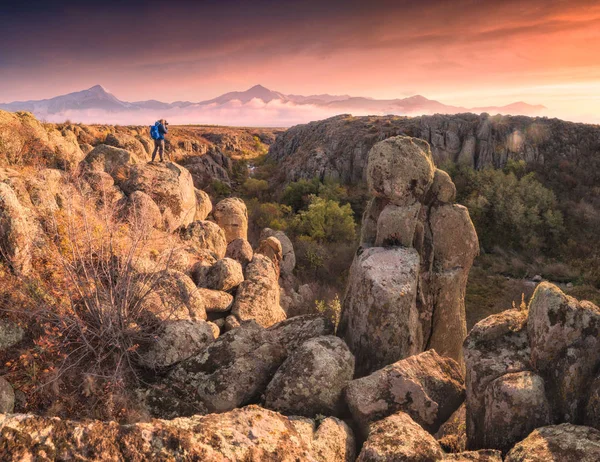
[{"xmin": 150, "ymin": 119, "xmax": 169, "ymax": 162}]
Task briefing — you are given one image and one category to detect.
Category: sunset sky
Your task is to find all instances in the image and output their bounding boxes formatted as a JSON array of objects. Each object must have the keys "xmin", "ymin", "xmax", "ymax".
[{"xmin": 2, "ymin": 0, "xmax": 600, "ymax": 123}]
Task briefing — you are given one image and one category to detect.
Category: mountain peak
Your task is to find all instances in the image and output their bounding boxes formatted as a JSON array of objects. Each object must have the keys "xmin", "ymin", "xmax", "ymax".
[
  {"xmin": 87, "ymin": 84, "xmax": 109, "ymax": 94},
  {"xmin": 248, "ymin": 84, "xmax": 270, "ymax": 92}
]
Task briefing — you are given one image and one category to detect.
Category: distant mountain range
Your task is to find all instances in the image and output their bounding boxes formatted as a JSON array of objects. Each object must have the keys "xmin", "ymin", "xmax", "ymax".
[{"xmin": 0, "ymin": 84, "xmax": 547, "ymax": 126}]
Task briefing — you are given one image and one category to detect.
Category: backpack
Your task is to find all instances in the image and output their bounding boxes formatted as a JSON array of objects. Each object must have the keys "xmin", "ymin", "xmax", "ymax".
[{"xmin": 150, "ymin": 123, "xmax": 160, "ymax": 140}]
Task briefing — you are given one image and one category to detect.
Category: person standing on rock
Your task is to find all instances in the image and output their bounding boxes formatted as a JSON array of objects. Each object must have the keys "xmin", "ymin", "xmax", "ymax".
[{"xmin": 150, "ymin": 119, "xmax": 168, "ymax": 162}]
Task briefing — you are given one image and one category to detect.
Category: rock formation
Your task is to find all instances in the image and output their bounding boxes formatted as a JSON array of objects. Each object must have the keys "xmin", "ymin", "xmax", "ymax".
[
  {"xmin": 464, "ymin": 282, "xmax": 600, "ymax": 452},
  {"xmin": 213, "ymin": 197, "xmax": 248, "ymax": 243},
  {"xmin": 338, "ymin": 135, "xmax": 478, "ymax": 375},
  {"xmin": 120, "ymin": 162, "xmax": 197, "ymax": 232},
  {"xmin": 505, "ymin": 424, "xmax": 600, "ymax": 462},
  {"xmin": 0, "ymin": 406, "xmax": 355, "ymax": 462},
  {"xmin": 267, "ymin": 113, "xmax": 597, "ymax": 185},
  {"xmin": 345, "ymin": 350, "xmax": 465, "ymax": 435},
  {"xmin": 264, "ymin": 335, "xmax": 355, "ymax": 417}
]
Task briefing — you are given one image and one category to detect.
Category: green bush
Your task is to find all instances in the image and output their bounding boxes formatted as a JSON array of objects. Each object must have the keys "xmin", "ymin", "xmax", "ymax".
[
  {"xmin": 451, "ymin": 167, "xmax": 564, "ymax": 253},
  {"xmin": 281, "ymin": 177, "xmax": 348, "ymax": 212},
  {"xmin": 292, "ymin": 196, "xmax": 355, "ymax": 243},
  {"xmin": 242, "ymin": 178, "xmax": 270, "ymax": 199}
]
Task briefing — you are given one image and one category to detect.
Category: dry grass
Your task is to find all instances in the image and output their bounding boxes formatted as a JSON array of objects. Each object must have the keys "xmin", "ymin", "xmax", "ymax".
[{"xmin": 0, "ymin": 181, "xmax": 186, "ymax": 421}]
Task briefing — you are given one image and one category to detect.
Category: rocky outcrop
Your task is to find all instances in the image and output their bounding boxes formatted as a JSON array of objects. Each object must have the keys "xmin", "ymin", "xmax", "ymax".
[
  {"xmin": 213, "ymin": 197, "xmax": 248, "ymax": 243},
  {"xmin": 194, "ymin": 188, "xmax": 212, "ymax": 221},
  {"xmin": 266, "ymin": 113, "xmax": 591, "ymax": 185},
  {"xmin": 119, "ymin": 190, "xmax": 162, "ymax": 229},
  {"xmin": 464, "ymin": 284, "xmax": 600, "ymax": 452},
  {"xmin": 528, "ymin": 282, "xmax": 600, "ymax": 423},
  {"xmin": 0, "ymin": 182, "xmax": 39, "ymax": 275},
  {"xmin": 0, "ymin": 110, "xmax": 84, "ymax": 170},
  {"xmin": 179, "ymin": 220, "xmax": 227, "ymax": 259},
  {"xmin": 121, "ymin": 162, "xmax": 197, "ymax": 232},
  {"xmin": 0, "ymin": 405, "xmax": 355, "ymax": 462},
  {"xmin": 338, "ymin": 247, "xmax": 421, "ymax": 376},
  {"xmin": 81, "ymin": 144, "xmax": 140, "ymax": 176},
  {"xmin": 138, "ymin": 320, "xmax": 215, "ymax": 369},
  {"xmin": 264, "ymin": 336, "xmax": 354, "ymax": 417},
  {"xmin": 345, "ymin": 350, "xmax": 465, "ymax": 435},
  {"xmin": 140, "ymin": 270, "xmax": 207, "ymax": 321},
  {"xmin": 338, "ymin": 136, "xmax": 478, "ymax": 375},
  {"xmin": 505, "ymin": 424, "xmax": 600, "ymax": 462},
  {"xmin": 464, "ymin": 309, "xmax": 531, "ymax": 449},
  {"xmin": 202, "ymin": 257, "xmax": 244, "ymax": 291},
  {"xmin": 261, "ymin": 228, "xmax": 296, "ymax": 275},
  {"xmin": 225, "ymin": 237, "xmax": 253, "ymax": 268},
  {"xmin": 232, "ymin": 254, "xmax": 286, "ymax": 327},
  {"xmin": 482, "ymin": 371, "xmax": 551, "ymax": 452},
  {"xmin": 357, "ymin": 411, "xmax": 445, "ymax": 461}
]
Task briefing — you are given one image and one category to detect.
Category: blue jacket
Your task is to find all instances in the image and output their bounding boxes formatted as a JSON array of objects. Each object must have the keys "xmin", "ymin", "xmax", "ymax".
[{"xmin": 156, "ymin": 122, "xmax": 168, "ymax": 140}]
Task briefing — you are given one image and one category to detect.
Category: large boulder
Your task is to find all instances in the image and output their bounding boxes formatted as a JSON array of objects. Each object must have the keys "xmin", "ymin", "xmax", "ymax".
[
  {"xmin": 232, "ymin": 277, "xmax": 286, "ymax": 327},
  {"xmin": 463, "ymin": 309, "xmax": 531, "ymax": 449},
  {"xmin": 268, "ymin": 314, "xmax": 335, "ymax": 354},
  {"xmin": 196, "ymin": 287, "xmax": 233, "ymax": 313},
  {"xmin": 261, "ymin": 228, "xmax": 296, "ymax": 275},
  {"xmin": 0, "ymin": 182, "xmax": 39, "ymax": 275},
  {"xmin": 194, "ymin": 188, "xmax": 212, "ymax": 221},
  {"xmin": 138, "ymin": 320, "xmax": 215, "ymax": 369},
  {"xmin": 347, "ymin": 136, "xmax": 478, "ymax": 376},
  {"xmin": 213, "ymin": 197, "xmax": 248, "ymax": 243},
  {"xmin": 528, "ymin": 282, "xmax": 600, "ymax": 422},
  {"xmin": 225, "ymin": 238, "xmax": 253, "ymax": 268},
  {"xmin": 203, "ymin": 257, "xmax": 244, "ymax": 291},
  {"xmin": 232, "ymin": 254, "xmax": 286, "ymax": 327},
  {"xmin": 179, "ymin": 220, "xmax": 227, "ymax": 259},
  {"xmin": 505, "ymin": 424, "xmax": 600, "ymax": 462},
  {"xmin": 357, "ymin": 411, "xmax": 444, "ymax": 462},
  {"xmin": 140, "ymin": 270, "xmax": 207, "ymax": 321},
  {"xmin": 366, "ymin": 135, "xmax": 435, "ymax": 205},
  {"xmin": 482, "ymin": 371, "xmax": 552, "ymax": 452},
  {"xmin": 104, "ymin": 132, "xmax": 147, "ymax": 159},
  {"xmin": 264, "ymin": 336, "xmax": 355, "ymax": 417},
  {"xmin": 119, "ymin": 190, "xmax": 162, "ymax": 230},
  {"xmin": 338, "ymin": 247, "xmax": 421, "ymax": 376},
  {"xmin": 121, "ymin": 162, "xmax": 197, "ymax": 232},
  {"xmin": 0, "ymin": 405, "xmax": 355, "ymax": 461},
  {"xmin": 168, "ymin": 321, "xmax": 285, "ymax": 413},
  {"xmin": 345, "ymin": 350, "xmax": 465, "ymax": 435},
  {"xmin": 81, "ymin": 144, "xmax": 140, "ymax": 176}
]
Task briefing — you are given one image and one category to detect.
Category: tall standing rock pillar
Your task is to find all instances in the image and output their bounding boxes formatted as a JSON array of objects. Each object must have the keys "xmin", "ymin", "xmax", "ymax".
[{"xmin": 338, "ymin": 136, "xmax": 478, "ymax": 376}]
